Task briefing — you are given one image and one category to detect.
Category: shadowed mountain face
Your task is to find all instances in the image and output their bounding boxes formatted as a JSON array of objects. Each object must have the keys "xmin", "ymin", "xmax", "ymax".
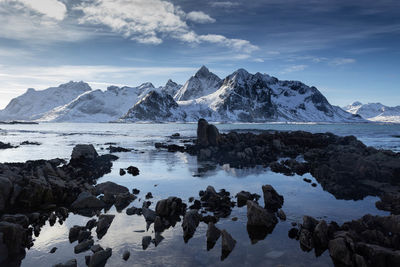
[{"xmin": 0, "ymin": 67, "xmax": 364, "ymax": 123}]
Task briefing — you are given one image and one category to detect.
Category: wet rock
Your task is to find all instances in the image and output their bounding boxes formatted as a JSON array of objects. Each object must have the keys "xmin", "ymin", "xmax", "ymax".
[
  {"xmin": 189, "ymin": 200, "xmax": 201, "ymax": 210},
  {"xmin": 96, "ymin": 215, "xmax": 115, "ymax": 239},
  {"xmin": 200, "ymin": 186, "xmax": 234, "ymax": 218},
  {"xmin": 142, "ymin": 207, "xmax": 156, "ymax": 223},
  {"xmin": 0, "ymin": 142, "xmax": 15, "ymax": 149},
  {"xmin": 119, "ymin": 168, "xmax": 126, "ymax": 176},
  {"xmin": 53, "ymin": 259, "xmax": 77, "ymax": 267},
  {"xmin": 197, "ymin": 119, "xmax": 209, "ymax": 147},
  {"xmin": 127, "ymin": 166, "xmax": 140, "ymax": 176},
  {"xmin": 126, "ymin": 206, "xmax": 141, "ymax": 216},
  {"xmin": 182, "ymin": 210, "xmax": 201, "ymax": 243},
  {"xmin": 299, "ymin": 229, "xmax": 314, "ymax": 252},
  {"xmin": 95, "ymin": 181, "xmax": 129, "ymax": 195},
  {"xmin": 107, "ymin": 146, "xmax": 131, "ymax": 153},
  {"xmin": 313, "ymin": 220, "xmax": 329, "ymax": 253},
  {"xmin": 303, "ymin": 178, "xmax": 312, "ymax": 183},
  {"xmin": 246, "ymin": 200, "xmax": 278, "ymax": 243},
  {"xmin": 78, "ymin": 229, "xmax": 91, "ymax": 243},
  {"xmin": 1, "ymin": 214, "xmax": 29, "ymax": 228},
  {"xmin": 114, "ymin": 192, "xmax": 136, "ymax": 211},
  {"xmin": 90, "ymin": 244, "xmax": 104, "ymax": 253},
  {"xmin": 0, "ymin": 177, "xmax": 12, "ymax": 212},
  {"xmin": 188, "ymin": 197, "xmax": 194, "ymax": 202},
  {"xmin": 122, "ymin": 250, "xmax": 130, "ymax": 261},
  {"xmin": 328, "ymin": 238, "xmax": 352, "ymax": 266},
  {"xmin": 155, "ymin": 197, "xmax": 186, "ymax": 218},
  {"xmin": 74, "ymin": 239, "xmax": 94, "ymax": 253},
  {"xmin": 152, "ymin": 233, "xmax": 164, "ymax": 247},
  {"xmin": 142, "ymin": 236, "xmax": 152, "ymax": 250},
  {"xmin": 207, "ymin": 124, "xmax": 220, "ymax": 146},
  {"xmin": 20, "ymin": 141, "xmax": 41, "ymax": 146},
  {"xmin": 88, "ymin": 247, "xmax": 112, "ymax": 267},
  {"xmin": 302, "ymin": 216, "xmax": 318, "ymax": 231},
  {"xmin": 132, "ymin": 188, "xmax": 140, "ymax": 195},
  {"xmin": 145, "ymin": 192, "xmax": 153, "ymax": 199},
  {"xmin": 171, "ymin": 133, "xmax": 180, "ymax": 138},
  {"xmin": 71, "ymin": 144, "xmax": 98, "ymax": 160},
  {"xmin": 221, "ymin": 230, "xmax": 236, "ymax": 261},
  {"xmin": 71, "ymin": 192, "xmax": 105, "ymax": 211},
  {"xmin": 85, "ymin": 219, "xmax": 97, "ymax": 230},
  {"xmin": 288, "ymin": 228, "xmax": 299, "ymax": 239},
  {"xmin": 232, "ymin": 217, "xmax": 238, "ymax": 221},
  {"xmin": 262, "ymin": 185, "xmax": 284, "ymax": 212},
  {"xmin": 311, "ymin": 183, "xmax": 317, "ymax": 187},
  {"xmin": 277, "ymin": 210, "xmax": 286, "ymax": 221},
  {"xmin": 50, "ymin": 247, "xmax": 57, "ymax": 253},
  {"xmin": 236, "ymin": 191, "xmax": 260, "ymax": 207},
  {"xmin": 69, "ymin": 225, "xmax": 85, "ymax": 243},
  {"xmin": 206, "ymin": 222, "xmax": 221, "ymax": 250}
]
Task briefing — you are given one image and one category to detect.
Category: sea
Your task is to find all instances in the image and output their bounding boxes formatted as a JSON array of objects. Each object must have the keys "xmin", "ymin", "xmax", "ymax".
[{"xmin": 1, "ymin": 122, "xmax": 399, "ymax": 267}]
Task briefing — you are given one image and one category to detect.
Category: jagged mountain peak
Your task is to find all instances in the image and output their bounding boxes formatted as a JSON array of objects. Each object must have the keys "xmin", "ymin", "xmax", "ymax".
[
  {"xmin": 165, "ymin": 79, "xmax": 178, "ymax": 87},
  {"xmin": 58, "ymin": 81, "xmax": 91, "ymax": 91},
  {"xmin": 194, "ymin": 65, "xmax": 211, "ymax": 78},
  {"xmin": 352, "ymin": 101, "xmax": 363, "ymax": 106}
]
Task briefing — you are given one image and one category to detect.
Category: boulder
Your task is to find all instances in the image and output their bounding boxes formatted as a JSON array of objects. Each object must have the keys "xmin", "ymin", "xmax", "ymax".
[
  {"xmin": 1, "ymin": 214, "xmax": 29, "ymax": 228},
  {"xmin": 236, "ymin": 191, "xmax": 259, "ymax": 207},
  {"xmin": 262, "ymin": 185, "xmax": 284, "ymax": 212},
  {"xmin": 88, "ymin": 247, "xmax": 112, "ymax": 267},
  {"xmin": 71, "ymin": 144, "xmax": 98, "ymax": 160},
  {"xmin": 74, "ymin": 239, "xmax": 94, "ymax": 253},
  {"xmin": 155, "ymin": 197, "xmax": 185, "ymax": 218},
  {"xmin": 246, "ymin": 200, "xmax": 277, "ymax": 228},
  {"xmin": 0, "ymin": 222, "xmax": 27, "ymax": 260},
  {"xmin": 207, "ymin": 124, "xmax": 220, "ymax": 146},
  {"xmin": 122, "ymin": 250, "xmax": 130, "ymax": 261},
  {"xmin": 328, "ymin": 238, "xmax": 353, "ymax": 267},
  {"xmin": 182, "ymin": 210, "xmax": 201, "ymax": 243},
  {"xmin": 142, "ymin": 207, "xmax": 156, "ymax": 223},
  {"xmin": 142, "ymin": 236, "xmax": 152, "ymax": 250},
  {"xmin": 71, "ymin": 192, "xmax": 105, "ymax": 210},
  {"xmin": 96, "ymin": 215, "xmax": 115, "ymax": 239},
  {"xmin": 0, "ymin": 177, "xmax": 12, "ymax": 212},
  {"xmin": 197, "ymin": 119, "xmax": 209, "ymax": 147},
  {"xmin": 95, "ymin": 181, "xmax": 129, "ymax": 195},
  {"xmin": 127, "ymin": 166, "xmax": 140, "ymax": 176}
]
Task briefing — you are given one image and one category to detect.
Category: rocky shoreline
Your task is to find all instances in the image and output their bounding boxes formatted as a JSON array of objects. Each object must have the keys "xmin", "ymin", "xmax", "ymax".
[{"xmin": 0, "ymin": 119, "xmax": 399, "ymax": 266}]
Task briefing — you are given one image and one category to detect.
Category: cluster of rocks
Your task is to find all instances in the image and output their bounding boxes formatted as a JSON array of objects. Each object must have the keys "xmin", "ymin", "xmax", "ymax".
[
  {"xmin": 0, "ymin": 141, "xmax": 41, "ymax": 150},
  {"xmin": 0, "ymin": 144, "xmax": 118, "ymax": 265},
  {"xmin": 157, "ymin": 119, "xmax": 400, "ymax": 215},
  {"xmin": 289, "ymin": 214, "xmax": 400, "ymax": 267}
]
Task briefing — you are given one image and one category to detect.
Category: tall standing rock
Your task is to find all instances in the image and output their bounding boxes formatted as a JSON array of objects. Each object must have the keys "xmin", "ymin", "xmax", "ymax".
[{"xmin": 197, "ymin": 119, "xmax": 209, "ymax": 147}]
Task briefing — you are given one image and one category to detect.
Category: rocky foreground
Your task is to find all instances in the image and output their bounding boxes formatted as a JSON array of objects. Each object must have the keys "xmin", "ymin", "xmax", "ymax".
[{"xmin": 0, "ymin": 119, "xmax": 399, "ymax": 266}]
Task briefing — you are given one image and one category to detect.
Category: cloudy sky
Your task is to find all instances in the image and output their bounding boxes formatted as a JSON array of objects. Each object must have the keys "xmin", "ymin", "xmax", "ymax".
[{"xmin": 0, "ymin": 0, "xmax": 399, "ymax": 108}]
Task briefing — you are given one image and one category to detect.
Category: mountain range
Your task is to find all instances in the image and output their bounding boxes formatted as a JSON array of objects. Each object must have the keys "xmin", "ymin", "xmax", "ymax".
[
  {"xmin": 0, "ymin": 66, "xmax": 374, "ymax": 123},
  {"xmin": 343, "ymin": 102, "xmax": 400, "ymax": 123}
]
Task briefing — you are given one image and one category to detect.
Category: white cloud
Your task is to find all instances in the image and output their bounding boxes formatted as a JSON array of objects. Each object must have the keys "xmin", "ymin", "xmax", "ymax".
[
  {"xmin": 186, "ymin": 11, "xmax": 215, "ymax": 24},
  {"xmin": 17, "ymin": 0, "xmax": 67, "ymax": 20},
  {"xmin": 75, "ymin": 0, "xmax": 257, "ymax": 53},
  {"xmin": 281, "ymin": 64, "xmax": 307, "ymax": 74},
  {"xmin": 330, "ymin": 58, "xmax": 356, "ymax": 66},
  {"xmin": 254, "ymin": 58, "xmax": 264, "ymax": 62},
  {"xmin": 210, "ymin": 1, "xmax": 240, "ymax": 8}
]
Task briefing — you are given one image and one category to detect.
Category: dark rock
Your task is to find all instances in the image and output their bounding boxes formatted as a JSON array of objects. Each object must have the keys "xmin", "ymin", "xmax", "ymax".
[
  {"xmin": 142, "ymin": 207, "xmax": 156, "ymax": 223},
  {"xmin": 126, "ymin": 206, "xmax": 141, "ymax": 216},
  {"xmin": 182, "ymin": 210, "xmax": 201, "ymax": 243},
  {"xmin": 232, "ymin": 217, "xmax": 238, "ymax": 221},
  {"xmin": 277, "ymin": 210, "xmax": 286, "ymax": 221},
  {"xmin": 50, "ymin": 247, "xmax": 57, "ymax": 253},
  {"xmin": 20, "ymin": 141, "xmax": 41, "ymax": 146},
  {"xmin": 114, "ymin": 192, "xmax": 136, "ymax": 211},
  {"xmin": 127, "ymin": 166, "xmax": 140, "ymax": 176},
  {"xmin": 69, "ymin": 225, "xmax": 85, "ymax": 243},
  {"xmin": 145, "ymin": 192, "xmax": 153, "ymax": 199},
  {"xmin": 288, "ymin": 228, "xmax": 299, "ymax": 239},
  {"xmin": 78, "ymin": 229, "xmax": 91, "ymax": 243},
  {"xmin": 189, "ymin": 200, "xmax": 201, "ymax": 210},
  {"xmin": 328, "ymin": 238, "xmax": 353, "ymax": 266},
  {"xmin": 74, "ymin": 239, "xmax": 94, "ymax": 253},
  {"xmin": 262, "ymin": 185, "xmax": 284, "ymax": 212},
  {"xmin": 246, "ymin": 200, "xmax": 278, "ymax": 243},
  {"xmin": 313, "ymin": 220, "xmax": 329, "ymax": 254},
  {"xmin": 197, "ymin": 119, "xmax": 209, "ymax": 147},
  {"xmin": 299, "ymin": 228, "xmax": 314, "ymax": 252},
  {"xmin": 207, "ymin": 124, "xmax": 220, "ymax": 146},
  {"xmin": 88, "ymin": 247, "xmax": 112, "ymax": 267},
  {"xmin": 142, "ymin": 236, "xmax": 152, "ymax": 250},
  {"xmin": 155, "ymin": 197, "xmax": 185, "ymax": 218},
  {"xmin": 90, "ymin": 244, "xmax": 104, "ymax": 253},
  {"xmin": 236, "ymin": 191, "xmax": 260, "ymax": 207},
  {"xmin": 95, "ymin": 181, "xmax": 129, "ymax": 195},
  {"xmin": 152, "ymin": 233, "xmax": 164, "ymax": 247},
  {"xmin": 303, "ymin": 178, "xmax": 312, "ymax": 183},
  {"xmin": 206, "ymin": 222, "xmax": 221, "ymax": 250},
  {"xmin": 85, "ymin": 219, "xmax": 97, "ymax": 230},
  {"xmin": 0, "ymin": 177, "xmax": 12, "ymax": 212},
  {"xmin": 311, "ymin": 183, "xmax": 317, "ymax": 187},
  {"xmin": 119, "ymin": 169, "xmax": 126, "ymax": 176},
  {"xmin": 96, "ymin": 215, "xmax": 115, "ymax": 239},
  {"xmin": 107, "ymin": 146, "xmax": 131, "ymax": 153},
  {"xmin": 53, "ymin": 259, "xmax": 77, "ymax": 267},
  {"xmin": 132, "ymin": 188, "xmax": 140, "ymax": 195},
  {"xmin": 0, "ymin": 142, "xmax": 16, "ymax": 149},
  {"xmin": 302, "ymin": 215, "xmax": 319, "ymax": 231},
  {"xmin": 71, "ymin": 144, "xmax": 98, "ymax": 160},
  {"xmin": 71, "ymin": 192, "xmax": 105, "ymax": 211},
  {"xmin": 122, "ymin": 250, "xmax": 130, "ymax": 261},
  {"xmin": 188, "ymin": 197, "xmax": 194, "ymax": 202},
  {"xmin": 1, "ymin": 214, "xmax": 29, "ymax": 228},
  {"xmin": 221, "ymin": 229, "xmax": 236, "ymax": 261}
]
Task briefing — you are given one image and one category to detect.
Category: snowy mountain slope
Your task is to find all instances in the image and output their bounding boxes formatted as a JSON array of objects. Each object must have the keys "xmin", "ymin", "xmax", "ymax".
[
  {"xmin": 0, "ymin": 81, "xmax": 91, "ymax": 121},
  {"xmin": 121, "ymin": 90, "xmax": 186, "ymax": 122},
  {"xmin": 162, "ymin": 79, "xmax": 182, "ymax": 97},
  {"xmin": 39, "ymin": 83, "xmax": 155, "ymax": 122},
  {"xmin": 174, "ymin": 66, "xmax": 221, "ymax": 101},
  {"xmin": 343, "ymin": 102, "xmax": 400, "ymax": 123},
  {"xmin": 168, "ymin": 68, "xmax": 363, "ymax": 122}
]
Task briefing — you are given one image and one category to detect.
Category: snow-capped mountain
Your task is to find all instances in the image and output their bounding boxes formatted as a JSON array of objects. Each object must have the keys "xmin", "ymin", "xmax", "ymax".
[
  {"xmin": 343, "ymin": 102, "xmax": 400, "ymax": 123},
  {"xmin": 0, "ymin": 81, "xmax": 91, "ymax": 121},
  {"xmin": 121, "ymin": 90, "xmax": 186, "ymax": 122},
  {"xmin": 39, "ymin": 83, "xmax": 155, "ymax": 122},
  {"xmin": 0, "ymin": 66, "xmax": 366, "ymax": 123},
  {"xmin": 174, "ymin": 66, "xmax": 221, "ymax": 101},
  {"xmin": 167, "ymin": 68, "xmax": 362, "ymax": 122},
  {"xmin": 162, "ymin": 79, "xmax": 182, "ymax": 97}
]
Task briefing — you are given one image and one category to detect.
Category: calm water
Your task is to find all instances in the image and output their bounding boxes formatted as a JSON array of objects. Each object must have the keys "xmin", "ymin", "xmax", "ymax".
[{"xmin": 0, "ymin": 123, "xmax": 399, "ymax": 266}]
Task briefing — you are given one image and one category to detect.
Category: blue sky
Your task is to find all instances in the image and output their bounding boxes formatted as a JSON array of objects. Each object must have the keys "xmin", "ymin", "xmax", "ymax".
[{"xmin": 0, "ymin": 0, "xmax": 399, "ymax": 109}]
